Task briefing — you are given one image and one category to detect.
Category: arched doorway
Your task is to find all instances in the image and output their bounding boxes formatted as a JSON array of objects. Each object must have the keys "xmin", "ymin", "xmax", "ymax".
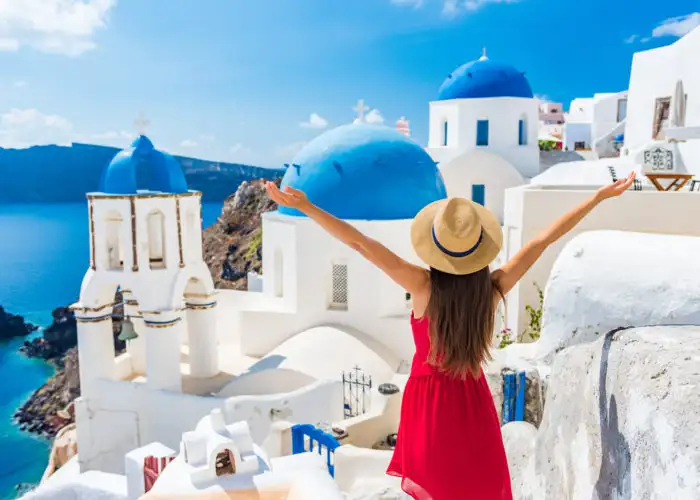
[{"xmin": 215, "ymin": 449, "xmax": 236, "ymax": 476}]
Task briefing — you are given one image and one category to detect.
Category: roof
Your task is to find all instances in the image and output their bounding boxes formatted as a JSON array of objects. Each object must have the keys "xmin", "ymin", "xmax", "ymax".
[{"xmin": 278, "ymin": 123, "xmax": 446, "ymax": 220}]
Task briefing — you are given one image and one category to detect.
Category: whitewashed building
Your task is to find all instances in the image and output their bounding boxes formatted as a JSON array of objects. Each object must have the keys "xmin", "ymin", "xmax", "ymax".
[
  {"xmin": 503, "ymin": 25, "xmax": 700, "ymax": 336},
  {"xmin": 563, "ymin": 91, "xmax": 628, "ymax": 156},
  {"xmin": 425, "ymin": 50, "xmax": 538, "ymax": 222}
]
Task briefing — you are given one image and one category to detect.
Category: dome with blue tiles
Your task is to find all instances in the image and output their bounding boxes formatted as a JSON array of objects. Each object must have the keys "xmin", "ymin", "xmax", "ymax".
[
  {"xmin": 279, "ymin": 123, "xmax": 447, "ymax": 220},
  {"xmin": 99, "ymin": 135, "xmax": 189, "ymax": 195},
  {"xmin": 437, "ymin": 52, "xmax": 533, "ymax": 101}
]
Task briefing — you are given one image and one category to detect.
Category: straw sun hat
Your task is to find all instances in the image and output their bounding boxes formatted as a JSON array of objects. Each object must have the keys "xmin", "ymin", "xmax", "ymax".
[{"xmin": 411, "ymin": 198, "xmax": 503, "ymax": 275}]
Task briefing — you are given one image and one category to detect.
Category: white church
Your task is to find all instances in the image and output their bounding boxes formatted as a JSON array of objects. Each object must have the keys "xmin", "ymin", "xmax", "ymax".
[{"xmin": 24, "ymin": 26, "xmax": 700, "ymax": 500}]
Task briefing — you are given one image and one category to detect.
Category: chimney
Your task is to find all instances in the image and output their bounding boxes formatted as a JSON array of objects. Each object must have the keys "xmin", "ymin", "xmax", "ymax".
[{"xmin": 396, "ymin": 117, "xmax": 410, "ymax": 137}]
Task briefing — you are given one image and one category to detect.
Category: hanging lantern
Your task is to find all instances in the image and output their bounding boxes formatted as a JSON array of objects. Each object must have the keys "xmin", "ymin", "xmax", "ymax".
[{"xmin": 118, "ymin": 320, "xmax": 138, "ymax": 342}]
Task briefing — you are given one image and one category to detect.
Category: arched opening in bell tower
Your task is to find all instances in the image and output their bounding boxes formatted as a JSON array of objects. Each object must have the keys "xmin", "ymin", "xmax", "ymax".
[{"xmin": 147, "ymin": 210, "xmax": 167, "ymax": 270}]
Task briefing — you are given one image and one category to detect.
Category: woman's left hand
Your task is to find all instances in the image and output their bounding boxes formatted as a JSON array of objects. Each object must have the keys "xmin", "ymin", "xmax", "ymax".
[
  {"xmin": 265, "ymin": 182, "xmax": 311, "ymax": 211},
  {"xmin": 596, "ymin": 171, "xmax": 636, "ymax": 201}
]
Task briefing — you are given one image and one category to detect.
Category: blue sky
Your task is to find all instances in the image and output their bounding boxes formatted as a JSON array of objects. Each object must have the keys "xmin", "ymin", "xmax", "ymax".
[{"xmin": 0, "ymin": 0, "xmax": 697, "ymax": 167}]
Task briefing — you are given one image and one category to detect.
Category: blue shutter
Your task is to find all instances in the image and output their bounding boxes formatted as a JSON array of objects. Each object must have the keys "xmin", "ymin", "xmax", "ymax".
[
  {"xmin": 443, "ymin": 121, "xmax": 448, "ymax": 146},
  {"xmin": 518, "ymin": 119, "xmax": 527, "ymax": 145},
  {"xmin": 472, "ymin": 184, "xmax": 485, "ymax": 206},
  {"xmin": 476, "ymin": 120, "xmax": 489, "ymax": 146}
]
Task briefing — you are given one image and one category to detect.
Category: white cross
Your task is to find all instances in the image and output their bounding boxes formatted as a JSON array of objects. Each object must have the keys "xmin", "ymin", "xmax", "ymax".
[
  {"xmin": 480, "ymin": 47, "xmax": 488, "ymax": 60},
  {"xmin": 353, "ymin": 99, "xmax": 370, "ymax": 122},
  {"xmin": 134, "ymin": 111, "xmax": 151, "ymax": 135}
]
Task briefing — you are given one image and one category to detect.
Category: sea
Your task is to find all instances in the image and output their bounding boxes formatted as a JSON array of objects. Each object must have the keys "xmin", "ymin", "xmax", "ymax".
[{"xmin": 0, "ymin": 202, "xmax": 223, "ymax": 499}]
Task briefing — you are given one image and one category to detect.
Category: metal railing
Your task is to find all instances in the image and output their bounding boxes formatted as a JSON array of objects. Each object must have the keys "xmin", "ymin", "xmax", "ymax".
[
  {"xmin": 291, "ymin": 424, "xmax": 340, "ymax": 477},
  {"xmin": 342, "ymin": 366, "xmax": 372, "ymax": 418}
]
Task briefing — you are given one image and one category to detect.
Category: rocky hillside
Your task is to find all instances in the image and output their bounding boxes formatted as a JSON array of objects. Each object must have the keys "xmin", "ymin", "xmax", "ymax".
[
  {"xmin": 203, "ymin": 178, "xmax": 281, "ymax": 290},
  {"xmin": 15, "ymin": 295, "xmax": 125, "ymax": 437},
  {"xmin": 0, "ymin": 142, "xmax": 284, "ymax": 203}
]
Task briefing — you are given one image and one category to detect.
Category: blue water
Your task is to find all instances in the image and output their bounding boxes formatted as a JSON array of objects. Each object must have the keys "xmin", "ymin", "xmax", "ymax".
[{"xmin": 0, "ymin": 202, "xmax": 222, "ymax": 499}]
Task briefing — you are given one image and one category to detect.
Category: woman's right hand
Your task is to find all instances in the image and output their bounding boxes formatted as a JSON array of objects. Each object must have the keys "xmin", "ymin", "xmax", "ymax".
[{"xmin": 265, "ymin": 182, "xmax": 311, "ymax": 211}]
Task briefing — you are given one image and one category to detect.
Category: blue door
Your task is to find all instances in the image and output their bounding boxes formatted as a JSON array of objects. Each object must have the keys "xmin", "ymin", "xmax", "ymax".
[
  {"xmin": 443, "ymin": 121, "xmax": 448, "ymax": 146},
  {"xmin": 472, "ymin": 184, "xmax": 485, "ymax": 206}
]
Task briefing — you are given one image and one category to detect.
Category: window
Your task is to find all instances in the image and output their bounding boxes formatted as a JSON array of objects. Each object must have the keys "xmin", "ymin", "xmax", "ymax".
[
  {"xmin": 574, "ymin": 141, "xmax": 586, "ymax": 150},
  {"xmin": 147, "ymin": 211, "xmax": 166, "ymax": 270},
  {"xmin": 105, "ymin": 212, "xmax": 124, "ymax": 270},
  {"xmin": 476, "ymin": 120, "xmax": 489, "ymax": 146},
  {"xmin": 442, "ymin": 121, "xmax": 448, "ymax": 146},
  {"xmin": 472, "ymin": 184, "xmax": 485, "ymax": 206},
  {"xmin": 518, "ymin": 119, "xmax": 527, "ymax": 146},
  {"xmin": 617, "ymin": 98, "xmax": 628, "ymax": 122},
  {"xmin": 653, "ymin": 97, "xmax": 671, "ymax": 140},
  {"xmin": 405, "ymin": 292, "xmax": 412, "ymax": 309},
  {"xmin": 329, "ymin": 262, "xmax": 348, "ymax": 310}
]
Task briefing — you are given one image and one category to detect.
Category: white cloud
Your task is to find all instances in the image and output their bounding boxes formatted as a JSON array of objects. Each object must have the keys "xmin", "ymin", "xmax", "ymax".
[
  {"xmin": 0, "ymin": 108, "xmax": 74, "ymax": 148},
  {"xmin": 180, "ymin": 139, "xmax": 199, "ymax": 148},
  {"xmin": 0, "ymin": 0, "xmax": 116, "ymax": 56},
  {"xmin": 463, "ymin": 0, "xmax": 520, "ymax": 12},
  {"xmin": 651, "ymin": 12, "xmax": 700, "ymax": 39},
  {"xmin": 365, "ymin": 109, "xmax": 385, "ymax": 125},
  {"xmin": 300, "ymin": 113, "xmax": 329, "ymax": 129},
  {"xmin": 392, "ymin": 0, "xmax": 520, "ymax": 16},
  {"xmin": 88, "ymin": 130, "xmax": 133, "ymax": 148},
  {"xmin": 13, "ymin": 80, "xmax": 27, "ymax": 88},
  {"xmin": 624, "ymin": 34, "xmax": 638, "ymax": 44}
]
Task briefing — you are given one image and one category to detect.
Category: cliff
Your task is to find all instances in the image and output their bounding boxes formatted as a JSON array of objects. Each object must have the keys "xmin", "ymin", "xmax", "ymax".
[
  {"xmin": 15, "ymin": 295, "xmax": 125, "ymax": 437},
  {"xmin": 203, "ymin": 178, "xmax": 281, "ymax": 290},
  {"xmin": 0, "ymin": 142, "xmax": 284, "ymax": 203},
  {"xmin": 0, "ymin": 306, "xmax": 37, "ymax": 341}
]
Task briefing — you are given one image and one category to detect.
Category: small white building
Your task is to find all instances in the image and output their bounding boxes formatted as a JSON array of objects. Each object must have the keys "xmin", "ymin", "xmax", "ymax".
[
  {"xmin": 425, "ymin": 50, "xmax": 538, "ymax": 221},
  {"xmin": 563, "ymin": 91, "xmax": 628, "ymax": 156},
  {"xmin": 624, "ymin": 23, "xmax": 700, "ymax": 167},
  {"xmin": 503, "ymin": 26, "xmax": 700, "ymax": 335}
]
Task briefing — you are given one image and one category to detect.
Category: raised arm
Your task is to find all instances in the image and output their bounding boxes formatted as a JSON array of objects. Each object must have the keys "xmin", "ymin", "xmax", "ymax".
[
  {"xmin": 265, "ymin": 182, "xmax": 429, "ymax": 295},
  {"xmin": 492, "ymin": 172, "xmax": 636, "ymax": 295}
]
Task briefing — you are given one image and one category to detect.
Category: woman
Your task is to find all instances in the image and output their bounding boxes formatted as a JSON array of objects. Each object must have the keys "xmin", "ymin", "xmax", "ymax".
[{"xmin": 265, "ymin": 172, "xmax": 635, "ymax": 499}]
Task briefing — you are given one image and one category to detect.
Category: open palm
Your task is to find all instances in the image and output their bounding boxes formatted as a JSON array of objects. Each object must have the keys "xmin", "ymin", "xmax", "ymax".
[
  {"xmin": 265, "ymin": 182, "xmax": 310, "ymax": 210},
  {"xmin": 597, "ymin": 171, "xmax": 636, "ymax": 200}
]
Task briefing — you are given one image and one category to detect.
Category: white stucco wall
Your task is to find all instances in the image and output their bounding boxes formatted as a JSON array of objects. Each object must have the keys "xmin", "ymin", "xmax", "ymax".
[
  {"xmin": 217, "ymin": 213, "xmax": 420, "ymax": 364},
  {"xmin": 538, "ymin": 231, "xmax": 700, "ymax": 358},
  {"xmin": 502, "ymin": 187, "xmax": 700, "ymax": 336},
  {"xmin": 563, "ymin": 122, "xmax": 592, "ymax": 151},
  {"xmin": 427, "ymin": 97, "xmax": 540, "ymax": 178},
  {"xmin": 440, "ymin": 149, "xmax": 525, "ymax": 222},
  {"xmin": 75, "ymin": 377, "xmax": 343, "ymax": 475},
  {"xmin": 625, "ymin": 26, "xmax": 700, "ymax": 166}
]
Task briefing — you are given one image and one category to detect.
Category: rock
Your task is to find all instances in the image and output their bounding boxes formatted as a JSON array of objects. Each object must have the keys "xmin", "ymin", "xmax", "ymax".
[
  {"xmin": 14, "ymin": 349, "xmax": 81, "ymax": 438},
  {"xmin": 40, "ymin": 423, "xmax": 78, "ymax": 483},
  {"xmin": 501, "ymin": 422, "xmax": 538, "ymax": 499},
  {"xmin": 0, "ymin": 305, "xmax": 38, "ymax": 340},
  {"xmin": 203, "ymin": 177, "xmax": 281, "ymax": 290},
  {"xmin": 530, "ymin": 326, "xmax": 700, "ymax": 499},
  {"xmin": 538, "ymin": 231, "xmax": 700, "ymax": 360},
  {"xmin": 485, "ymin": 351, "xmax": 546, "ymax": 427}
]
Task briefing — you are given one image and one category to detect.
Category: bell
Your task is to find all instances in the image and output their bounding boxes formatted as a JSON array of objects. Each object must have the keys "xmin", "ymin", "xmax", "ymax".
[{"xmin": 118, "ymin": 321, "xmax": 138, "ymax": 342}]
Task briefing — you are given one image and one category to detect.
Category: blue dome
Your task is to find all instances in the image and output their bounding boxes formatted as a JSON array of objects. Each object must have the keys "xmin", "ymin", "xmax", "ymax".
[
  {"xmin": 99, "ymin": 135, "xmax": 189, "ymax": 195},
  {"xmin": 279, "ymin": 124, "xmax": 447, "ymax": 220},
  {"xmin": 437, "ymin": 57, "xmax": 533, "ymax": 101}
]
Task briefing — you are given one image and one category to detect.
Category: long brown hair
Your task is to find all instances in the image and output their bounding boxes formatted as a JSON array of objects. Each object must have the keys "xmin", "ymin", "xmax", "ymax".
[{"xmin": 425, "ymin": 266, "xmax": 502, "ymax": 379}]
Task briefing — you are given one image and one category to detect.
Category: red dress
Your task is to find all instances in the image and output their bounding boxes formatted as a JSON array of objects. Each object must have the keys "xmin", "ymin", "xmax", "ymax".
[{"xmin": 387, "ymin": 313, "xmax": 513, "ymax": 500}]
